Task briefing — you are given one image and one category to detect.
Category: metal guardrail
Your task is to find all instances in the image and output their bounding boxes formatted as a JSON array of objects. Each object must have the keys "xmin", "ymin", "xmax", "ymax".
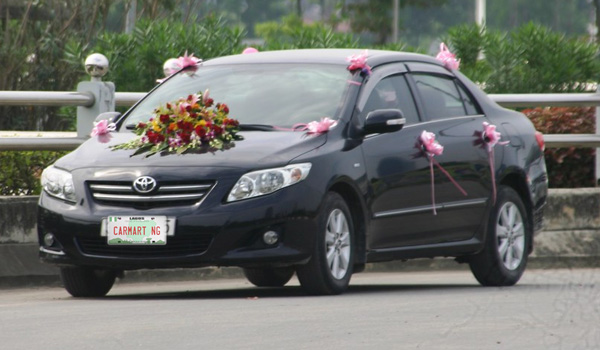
[
  {"xmin": 0, "ymin": 91, "xmax": 145, "ymax": 108},
  {"xmin": 0, "ymin": 91, "xmax": 95, "ymax": 107},
  {"xmin": 0, "ymin": 91, "xmax": 147, "ymax": 151},
  {"xmin": 488, "ymin": 93, "xmax": 600, "ymax": 108},
  {"xmin": 115, "ymin": 92, "xmax": 146, "ymax": 107},
  {"xmin": 1, "ymin": 91, "xmax": 600, "ymax": 150}
]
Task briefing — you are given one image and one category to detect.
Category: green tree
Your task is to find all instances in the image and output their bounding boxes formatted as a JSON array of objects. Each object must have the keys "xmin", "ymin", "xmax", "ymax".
[
  {"xmin": 346, "ymin": 0, "xmax": 446, "ymax": 45},
  {"xmin": 486, "ymin": 0, "xmax": 590, "ymax": 37},
  {"xmin": 84, "ymin": 15, "xmax": 244, "ymax": 93},
  {"xmin": 255, "ymin": 14, "xmax": 358, "ymax": 50},
  {"xmin": 448, "ymin": 22, "xmax": 600, "ymax": 93}
]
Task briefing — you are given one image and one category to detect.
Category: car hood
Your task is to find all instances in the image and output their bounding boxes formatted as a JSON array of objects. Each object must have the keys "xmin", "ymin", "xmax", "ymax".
[{"xmin": 56, "ymin": 131, "xmax": 327, "ymax": 171}]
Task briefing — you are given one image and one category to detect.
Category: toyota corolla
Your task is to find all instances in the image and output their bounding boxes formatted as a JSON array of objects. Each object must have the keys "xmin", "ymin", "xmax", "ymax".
[{"xmin": 38, "ymin": 49, "xmax": 547, "ymax": 297}]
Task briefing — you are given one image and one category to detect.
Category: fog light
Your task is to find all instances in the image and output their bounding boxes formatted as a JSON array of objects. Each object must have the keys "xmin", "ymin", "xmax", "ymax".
[
  {"xmin": 263, "ymin": 231, "xmax": 279, "ymax": 245},
  {"xmin": 43, "ymin": 233, "xmax": 55, "ymax": 247}
]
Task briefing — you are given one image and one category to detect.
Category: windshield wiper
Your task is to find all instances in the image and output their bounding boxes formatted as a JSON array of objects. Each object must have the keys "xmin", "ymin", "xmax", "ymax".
[
  {"xmin": 239, "ymin": 124, "xmax": 276, "ymax": 131},
  {"xmin": 124, "ymin": 123, "xmax": 277, "ymax": 131}
]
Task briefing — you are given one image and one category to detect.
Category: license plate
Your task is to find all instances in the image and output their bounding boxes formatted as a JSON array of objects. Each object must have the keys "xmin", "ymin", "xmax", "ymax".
[{"xmin": 106, "ymin": 216, "xmax": 167, "ymax": 245}]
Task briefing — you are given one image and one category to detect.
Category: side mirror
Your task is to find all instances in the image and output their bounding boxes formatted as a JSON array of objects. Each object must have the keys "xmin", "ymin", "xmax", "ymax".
[
  {"xmin": 94, "ymin": 111, "xmax": 121, "ymax": 124},
  {"xmin": 363, "ymin": 109, "xmax": 406, "ymax": 135}
]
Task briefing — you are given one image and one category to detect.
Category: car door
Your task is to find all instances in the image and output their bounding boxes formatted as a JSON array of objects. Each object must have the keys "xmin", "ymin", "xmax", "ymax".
[{"xmin": 360, "ymin": 62, "xmax": 489, "ymax": 250}]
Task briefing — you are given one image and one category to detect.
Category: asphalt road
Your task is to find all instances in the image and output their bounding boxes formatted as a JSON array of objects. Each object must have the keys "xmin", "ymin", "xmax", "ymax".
[{"xmin": 1, "ymin": 269, "xmax": 599, "ymax": 350}]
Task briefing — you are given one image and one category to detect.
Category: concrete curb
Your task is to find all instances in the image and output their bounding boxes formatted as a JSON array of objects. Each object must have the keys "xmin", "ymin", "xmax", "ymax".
[{"xmin": 1, "ymin": 188, "xmax": 599, "ymax": 289}]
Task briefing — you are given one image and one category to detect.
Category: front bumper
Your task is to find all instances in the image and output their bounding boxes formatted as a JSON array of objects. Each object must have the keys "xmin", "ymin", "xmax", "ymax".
[{"xmin": 37, "ymin": 184, "xmax": 320, "ymax": 270}]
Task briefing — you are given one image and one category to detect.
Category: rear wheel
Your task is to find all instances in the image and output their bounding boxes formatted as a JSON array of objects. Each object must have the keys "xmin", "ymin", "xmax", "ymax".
[
  {"xmin": 469, "ymin": 186, "xmax": 530, "ymax": 286},
  {"xmin": 60, "ymin": 267, "xmax": 116, "ymax": 297},
  {"xmin": 243, "ymin": 267, "xmax": 295, "ymax": 287},
  {"xmin": 296, "ymin": 192, "xmax": 354, "ymax": 295}
]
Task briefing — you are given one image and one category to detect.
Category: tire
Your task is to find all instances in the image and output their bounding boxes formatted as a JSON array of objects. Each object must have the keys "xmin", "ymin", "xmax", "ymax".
[
  {"xmin": 243, "ymin": 267, "xmax": 295, "ymax": 287},
  {"xmin": 296, "ymin": 192, "xmax": 354, "ymax": 295},
  {"xmin": 469, "ymin": 186, "xmax": 530, "ymax": 286},
  {"xmin": 60, "ymin": 267, "xmax": 116, "ymax": 297}
]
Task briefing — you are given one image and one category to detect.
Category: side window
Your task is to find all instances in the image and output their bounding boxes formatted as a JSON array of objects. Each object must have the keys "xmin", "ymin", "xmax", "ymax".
[
  {"xmin": 412, "ymin": 74, "xmax": 467, "ymax": 120},
  {"xmin": 456, "ymin": 83, "xmax": 480, "ymax": 115},
  {"xmin": 361, "ymin": 74, "xmax": 419, "ymax": 124}
]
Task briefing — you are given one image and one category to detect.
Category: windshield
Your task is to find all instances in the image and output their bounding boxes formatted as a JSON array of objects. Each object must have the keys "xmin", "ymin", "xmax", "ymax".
[{"xmin": 124, "ymin": 63, "xmax": 351, "ymax": 128}]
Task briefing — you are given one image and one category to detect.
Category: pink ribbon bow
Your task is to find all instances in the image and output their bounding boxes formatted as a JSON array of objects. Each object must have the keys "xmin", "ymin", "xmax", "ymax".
[
  {"xmin": 419, "ymin": 131, "xmax": 467, "ymax": 215},
  {"xmin": 242, "ymin": 47, "xmax": 259, "ymax": 54},
  {"xmin": 481, "ymin": 122, "xmax": 509, "ymax": 203},
  {"xmin": 176, "ymin": 51, "xmax": 202, "ymax": 70},
  {"xmin": 293, "ymin": 117, "xmax": 337, "ymax": 134},
  {"xmin": 436, "ymin": 43, "xmax": 460, "ymax": 70},
  {"xmin": 90, "ymin": 119, "xmax": 116, "ymax": 144},
  {"xmin": 346, "ymin": 50, "xmax": 372, "ymax": 76},
  {"xmin": 420, "ymin": 130, "xmax": 444, "ymax": 157}
]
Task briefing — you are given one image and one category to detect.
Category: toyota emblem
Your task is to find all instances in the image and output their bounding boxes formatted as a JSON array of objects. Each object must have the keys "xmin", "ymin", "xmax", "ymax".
[{"xmin": 133, "ymin": 176, "xmax": 157, "ymax": 193}]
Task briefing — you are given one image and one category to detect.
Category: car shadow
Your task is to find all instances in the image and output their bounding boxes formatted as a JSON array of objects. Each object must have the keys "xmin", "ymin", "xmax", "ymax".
[{"xmin": 100, "ymin": 282, "xmax": 483, "ymax": 300}]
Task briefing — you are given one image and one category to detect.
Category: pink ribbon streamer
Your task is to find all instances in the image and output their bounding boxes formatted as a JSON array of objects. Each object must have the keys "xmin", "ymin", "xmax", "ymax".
[
  {"xmin": 90, "ymin": 120, "xmax": 116, "ymax": 144},
  {"xmin": 435, "ymin": 43, "xmax": 460, "ymax": 70},
  {"xmin": 283, "ymin": 117, "xmax": 337, "ymax": 134},
  {"xmin": 419, "ymin": 131, "xmax": 467, "ymax": 215},
  {"xmin": 481, "ymin": 122, "xmax": 509, "ymax": 203},
  {"xmin": 346, "ymin": 50, "xmax": 372, "ymax": 76}
]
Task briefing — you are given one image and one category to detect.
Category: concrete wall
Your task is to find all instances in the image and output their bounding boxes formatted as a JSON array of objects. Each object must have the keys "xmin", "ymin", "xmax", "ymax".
[
  {"xmin": 533, "ymin": 188, "xmax": 600, "ymax": 265},
  {"xmin": 1, "ymin": 189, "xmax": 599, "ymax": 286}
]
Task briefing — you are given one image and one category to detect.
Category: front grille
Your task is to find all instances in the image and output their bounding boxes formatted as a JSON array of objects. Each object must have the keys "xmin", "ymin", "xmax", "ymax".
[
  {"xmin": 76, "ymin": 234, "xmax": 213, "ymax": 258},
  {"xmin": 88, "ymin": 181, "xmax": 215, "ymax": 208}
]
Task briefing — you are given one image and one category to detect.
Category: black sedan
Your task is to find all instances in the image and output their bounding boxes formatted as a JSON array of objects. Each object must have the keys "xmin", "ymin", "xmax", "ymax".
[{"xmin": 38, "ymin": 49, "xmax": 547, "ymax": 296}]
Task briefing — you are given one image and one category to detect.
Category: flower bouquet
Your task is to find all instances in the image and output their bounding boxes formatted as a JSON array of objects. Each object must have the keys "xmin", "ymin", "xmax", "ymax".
[{"xmin": 113, "ymin": 90, "xmax": 240, "ymax": 157}]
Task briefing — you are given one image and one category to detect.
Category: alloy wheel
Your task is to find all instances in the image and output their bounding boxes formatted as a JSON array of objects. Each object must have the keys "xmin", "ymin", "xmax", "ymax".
[
  {"xmin": 325, "ymin": 209, "xmax": 351, "ymax": 280},
  {"xmin": 496, "ymin": 202, "xmax": 525, "ymax": 271}
]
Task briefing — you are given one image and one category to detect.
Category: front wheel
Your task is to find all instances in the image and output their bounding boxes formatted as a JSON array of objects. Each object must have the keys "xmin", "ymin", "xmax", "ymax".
[
  {"xmin": 469, "ymin": 186, "xmax": 530, "ymax": 286},
  {"xmin": 296, "ymin": 192, "xmax": 354, "ymax": 295},
  {"xmin": 60, "ymin": 267, "xmax": 116, "ymax": 297}
]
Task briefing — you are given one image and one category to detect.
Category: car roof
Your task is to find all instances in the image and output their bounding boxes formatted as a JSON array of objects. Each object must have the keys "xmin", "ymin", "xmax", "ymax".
[
  {"xmin": 204, "ymin": 48, "xmax": 445, "ymax": 69},
  {"xmin": 201, "ymin": 48, "xmax": 502, "ymax": 114}
]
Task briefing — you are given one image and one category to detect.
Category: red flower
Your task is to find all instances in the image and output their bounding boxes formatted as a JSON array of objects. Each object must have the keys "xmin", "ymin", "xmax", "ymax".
[
  {"xmin": 137, "ymin": 122, "xmax": 147, "ymax": 129},
  {"xmin": 159, "ymin": 114, "xmax": 170, "ymax": 124},
  {"xmin": 179, "ymin": 132, "xmax": 191, "ymax": 144},
  {"xmin": 220, "ymin": 103, "xmax": 230, "ymax": 114},
  {"xmin": 147, "ymin": 131, "xmax": 165, "ymax": 144},
  {"xmin": 177, "ymin": 120, "xmax": 194, "ymax": 132},
  {"xmin": 195, "ymin": 125, "xmax": 206, "ymax": 137},
  {"xmin": 204, "ymin": 98, "xmax": 214, "ymax": 107},
  {"xmin": 223, "ymin": 118, "xmax": 239, "ymax": 127},
  {"xmin": 212, "ymin": 125, "xmax": 224, "ymax": 136}
]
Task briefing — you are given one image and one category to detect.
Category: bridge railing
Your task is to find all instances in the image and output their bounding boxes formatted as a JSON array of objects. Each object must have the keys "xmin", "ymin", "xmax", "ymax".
[{"xmin": 1, "ymin": 68, "xmax": 599, "ymax": 182}]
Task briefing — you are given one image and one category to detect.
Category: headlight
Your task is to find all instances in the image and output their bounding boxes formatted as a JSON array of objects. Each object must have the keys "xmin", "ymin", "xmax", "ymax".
[
  {"xmin": 41, "ymin": 165, "xmax": 77, "ymax": 203},
  {"xmin": 227, "ymin": 163, "xmax": 312, "ymax": 202}
]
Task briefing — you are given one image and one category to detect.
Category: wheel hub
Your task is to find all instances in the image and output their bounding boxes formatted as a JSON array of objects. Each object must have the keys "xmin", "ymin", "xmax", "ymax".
[
  {"xmin": 326, "ymin": 209, "xmax": 351, "ymax": 280},
  {"xmin": 497, "ymin": 202, "xmax": 525, "ymax": 271}
]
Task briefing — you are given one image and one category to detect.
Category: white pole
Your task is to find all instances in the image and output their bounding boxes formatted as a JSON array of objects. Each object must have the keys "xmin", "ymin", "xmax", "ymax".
[
  {"xmin": 125, "ymin": 0, "xmax": 137, "ymax": 34},
  {"xmin": 393, "ymin": 0, "xmax": 399, "ymax": 43},
  {"xmin": 475, "ymin": 0, "xmax": 486, "ymax": 27}
]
